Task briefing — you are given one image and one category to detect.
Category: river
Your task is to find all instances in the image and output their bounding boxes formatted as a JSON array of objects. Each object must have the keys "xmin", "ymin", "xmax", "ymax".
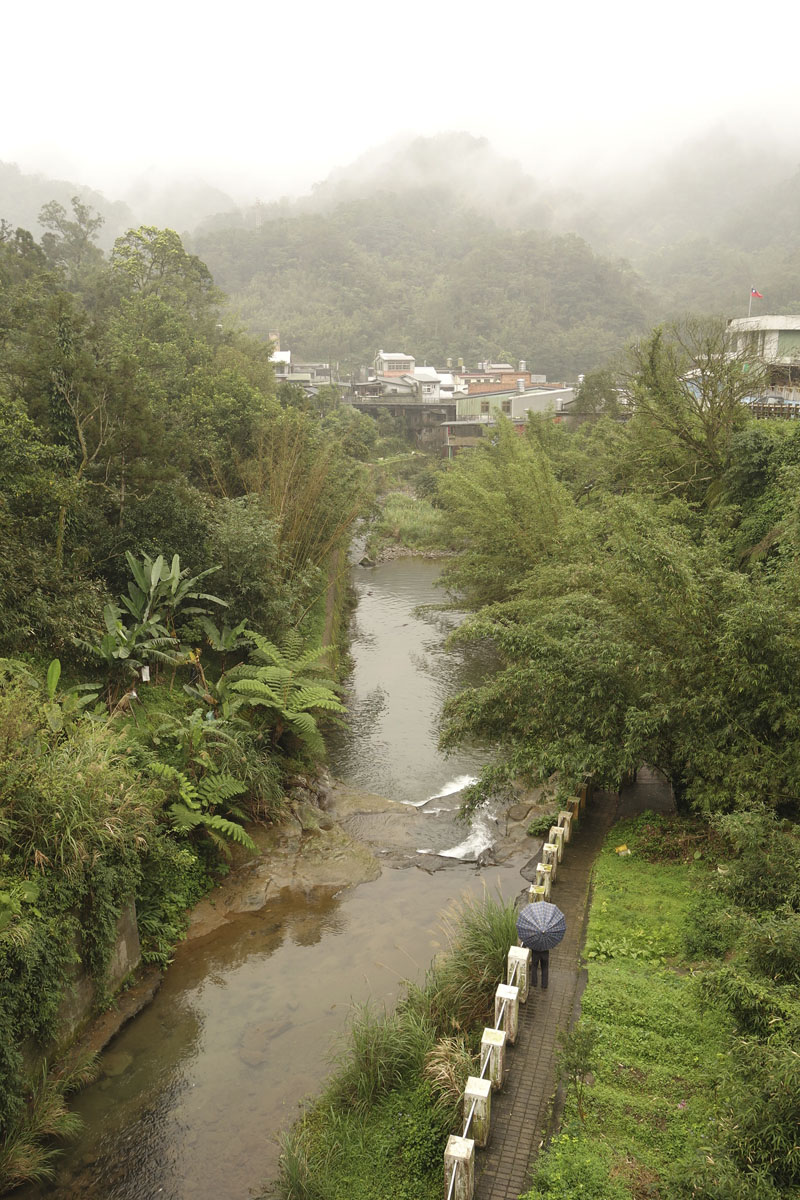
[{"xmin": 26, "ymin": 558, "xmax": 527, "ymax": 1200}]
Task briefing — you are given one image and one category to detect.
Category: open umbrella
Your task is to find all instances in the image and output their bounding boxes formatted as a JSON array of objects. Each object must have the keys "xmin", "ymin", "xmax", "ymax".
[{"xmin": 516, "ymin": 902, "xmax": 566, "ymax": 951}]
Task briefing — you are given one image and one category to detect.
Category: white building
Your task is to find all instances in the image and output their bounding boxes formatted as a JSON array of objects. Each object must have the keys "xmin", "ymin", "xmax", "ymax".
[
  {"xmin": 727, "ymin": 316, "xmax": 800, "ymax": 378},
  {"xmin": 375, "ymin": 350, "xmax": 416, "ymax": 377}
]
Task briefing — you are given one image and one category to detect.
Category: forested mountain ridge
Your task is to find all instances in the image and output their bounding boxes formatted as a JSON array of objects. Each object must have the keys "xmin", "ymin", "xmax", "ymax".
[
  {"xmin": 193, "ymin": 188, "xmax": 654, "ymax": 378},
  {"xmin": 189, "ymin": 131, "xmax": 800, "ymax": 376}
]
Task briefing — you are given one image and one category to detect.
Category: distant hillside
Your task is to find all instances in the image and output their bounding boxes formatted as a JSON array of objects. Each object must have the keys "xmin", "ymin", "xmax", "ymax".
[
  {"xmin": 565, "ymin": 131, "xmax": 800, "ymax": 318},
  {"xmin": 0, "ymin": 162, "xmax": 238, "ymax": 247},
  {"xmin": 194, "ymin": 184, "xmax": 654, "ymax": 378}
]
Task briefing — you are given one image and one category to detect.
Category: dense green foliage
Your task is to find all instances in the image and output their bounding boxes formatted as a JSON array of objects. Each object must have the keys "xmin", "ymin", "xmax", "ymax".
[{"xmin": 438, "ymin": 319, "xmax": 800, "ymax": 817}]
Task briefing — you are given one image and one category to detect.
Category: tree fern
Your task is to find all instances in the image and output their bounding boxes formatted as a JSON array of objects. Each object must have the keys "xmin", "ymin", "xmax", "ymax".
[
  {"xmin": 150, "ymin": 762, "xmax": 255, "ymax": 850},
  {"xmin": 167, "ymin": 805, "xmax": 256, "ymax": 850}
]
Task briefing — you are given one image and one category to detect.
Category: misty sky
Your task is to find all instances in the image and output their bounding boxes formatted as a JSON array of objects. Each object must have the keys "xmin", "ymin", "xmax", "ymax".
[{"xmin": 3, "ymin": 0, "xmax": 797, "ymax": 200}]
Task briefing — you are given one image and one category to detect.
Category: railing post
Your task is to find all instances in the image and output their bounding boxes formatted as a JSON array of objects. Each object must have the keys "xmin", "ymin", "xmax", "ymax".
[
  {"xmin": 495, "ymin": 983, "xmax": 519, "ymax": 1044},
  {"xmin": 535, "ymin": 861, "xmax": 553, "ymax": 899},
  {"xmin": 549, "ymin": 825, "xmax": 565, "ymax": 861},
  {"xmin": 480, "ymin": 1027, "xmax": 507, "ymax": 1089},
  {"xmin": 463, "ymin": 1077, "xmax": 492, "ymax": 1147},
  {"xmin": 444, "ymin": 1135, "xmax": 475, "ymax": 1199},
  {"xmin": 578, "ymin": 783, "xmax": 588, "ymax": 812},
  {"xmin": 507, "ymin": 945, "xmax": 531, "ymax": 1002},
  {"xmin": 557, "ymin": 810, "xmax": 573, "ymax": 842},
  {"xmin": 527, "ymin": 883, "xmax": 547, "ymax": 903},
  {"xmin": 542, "ymin": 842, "xmax": 558, "ymax": 880},
  {"xmin": 567, "ymin": 796, "xmax": 580, "ymax": 826}
]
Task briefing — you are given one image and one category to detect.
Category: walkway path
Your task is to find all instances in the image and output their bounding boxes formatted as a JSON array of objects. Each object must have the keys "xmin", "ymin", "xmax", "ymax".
[{"xmin": 475, "ymin": 769, "xmax": 674, "ymax": 1200}]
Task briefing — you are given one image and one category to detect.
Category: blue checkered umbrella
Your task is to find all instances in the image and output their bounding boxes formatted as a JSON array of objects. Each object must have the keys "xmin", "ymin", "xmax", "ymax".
[{"xmin": 516, "ymin": 902, "xmax": 566, "ymax": 951}]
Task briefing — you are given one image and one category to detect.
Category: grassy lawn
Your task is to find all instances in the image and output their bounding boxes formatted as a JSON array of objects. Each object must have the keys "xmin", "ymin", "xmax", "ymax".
[{"xmin": 522, "ymin": 817, "xmax": 734, "ymax": 1200}]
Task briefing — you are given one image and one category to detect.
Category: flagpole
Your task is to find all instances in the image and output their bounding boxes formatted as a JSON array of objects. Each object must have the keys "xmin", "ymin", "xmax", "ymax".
[{"xmin": 748, "ymin": 288, "xmax": 752, "ymax": 318}]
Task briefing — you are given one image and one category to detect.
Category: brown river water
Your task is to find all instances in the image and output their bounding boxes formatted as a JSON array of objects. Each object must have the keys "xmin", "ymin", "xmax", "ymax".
[{"xmin": 24, "ymin": 558, "xmax": 531, "ymax": 1200}]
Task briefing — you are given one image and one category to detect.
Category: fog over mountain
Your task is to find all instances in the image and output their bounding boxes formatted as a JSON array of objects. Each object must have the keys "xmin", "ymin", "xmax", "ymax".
[
  {"xmin": 3, "ymin": 124, "xmax": 799, "ymax": 262},
  {"xmin": 3, "ymin": 126, "xmax": 800, "ymax": 378}
]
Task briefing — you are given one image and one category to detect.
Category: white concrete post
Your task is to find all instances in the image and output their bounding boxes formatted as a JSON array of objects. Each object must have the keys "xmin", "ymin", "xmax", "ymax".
[
  {"xmin": 567, "ymin": 796, "xmax": 580, "ymax": 825},
  {"xmin": 480, "ymin": 1027, "xmax": 507, "ymax": 1089},
  {"xmin": 543, "ymin": 842, "xmax": 558, "ymax": 880},
  {"xmin": 557, "ymin": 811, "xmax": 573, "ymax": 842},
  {"xmin": 495, "ymin": 983, "xmax": 519, "ymax": 1044},
  {"xmin": 463, "ymin": 1076, "xmax": 492, "ymax": 1147},
  {"xmin": 528, "ymin": 884, "xmax": 547, "ymax": 903},
  {"xmin": 578, "ymin": 783, "xmax": 588, "ymax": 811},
  {"xmin": 549, "ymin": 825, "xmax": 565, "ymax": 861},
  {"xmin": 507, "ymin": 945, "xmax": 531, "ymax": 1002},
  {"xmin": 444, "ymin": 1135, "xmax": 475, "ymax": 1200},
  {"xmin": 535, "ymin": 862, "xmax": 553, "ymax": 899}
]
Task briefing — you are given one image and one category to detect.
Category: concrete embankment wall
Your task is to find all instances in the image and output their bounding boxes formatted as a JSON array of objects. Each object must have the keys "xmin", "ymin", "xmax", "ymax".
[{"xmin": 24, "ymin": 899, "xmax": 141, "ymax": 1068}]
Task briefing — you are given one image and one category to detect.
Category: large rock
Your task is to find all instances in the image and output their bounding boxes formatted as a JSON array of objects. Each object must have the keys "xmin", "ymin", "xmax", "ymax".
[{"xmin": 519, "ymin": 845, "xmax": 544, "ymax": 883}]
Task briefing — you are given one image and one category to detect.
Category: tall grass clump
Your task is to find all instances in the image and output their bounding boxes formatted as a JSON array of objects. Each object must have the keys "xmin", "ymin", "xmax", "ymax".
[
  {"xmin": 407, "ymin": 889, "xmax": 519, "ymax": 1035},
  {"xmin": 0, "ymin": 1054, "xmax": 98, "ymax": 1193},
  {"xmin": 325, "ymin": 1003, "xmax": 435, "ymax": 1112}
]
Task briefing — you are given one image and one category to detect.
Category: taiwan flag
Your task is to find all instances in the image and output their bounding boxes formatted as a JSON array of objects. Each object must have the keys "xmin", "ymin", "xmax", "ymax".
[{"xmin": 751, "ymin": 288, "xmax": 764, "ymax": 299}]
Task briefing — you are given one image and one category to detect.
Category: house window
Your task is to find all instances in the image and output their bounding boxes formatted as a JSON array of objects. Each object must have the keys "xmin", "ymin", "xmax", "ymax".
[
  {"xmin": 480, "ymin": 400, "xmax": 490, "ymax": 415},
  {"xmin": 501, "ymin": 400, "xmax": 511, "ymax": 414}
]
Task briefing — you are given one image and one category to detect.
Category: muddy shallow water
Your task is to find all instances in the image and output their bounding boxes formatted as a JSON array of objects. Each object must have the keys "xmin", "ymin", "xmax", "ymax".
[{"xmin": 25, "ymin": 559, "xmax": 533, "ymax": 1200}]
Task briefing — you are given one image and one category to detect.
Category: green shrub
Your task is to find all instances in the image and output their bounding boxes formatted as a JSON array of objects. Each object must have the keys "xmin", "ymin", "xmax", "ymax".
[
  {"xmin": 701, "ymin": 965, "xmax": 796, "ymax": 1037},
  {"xmin": 714, "ymin": 808, "xmax": 800, "ymax": 913},
  {"xmin": 527, "ymin": 811, "xmax": 559, "ymax": 838},
  {"xmin": 681, "ymin": 890, "xmax": 740, "ymax": 960},
  {"xmin": 326, "ymin": 1004, "xmax": 434, "ymax": 1114},
  {"xmin": 135, "ymin": 840, "xmax": 211, "ymax": 966},
  {"xmin": 687, "ymin": 1035, "xmax": 800, "ymax": 1198},
  {"xmin": 522, "ymin": 1132, "xmax": 630, "ymax": 1200},
  {"xmin": 744, "ymin": 910, "xmax": 800, "ymax": 983}
]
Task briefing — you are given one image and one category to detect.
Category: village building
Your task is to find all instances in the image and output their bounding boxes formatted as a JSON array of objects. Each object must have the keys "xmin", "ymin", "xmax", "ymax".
[
  {"xmin": 726, "ymin": 315, "xmax": 800, "ymax": 418},
  {"xmin": 454, "ymin": 361, "xmax": 547, "ymax": 396},
  {"xmin": 442, "ymin": 386, "xmax": 577, "ymax": 457}
]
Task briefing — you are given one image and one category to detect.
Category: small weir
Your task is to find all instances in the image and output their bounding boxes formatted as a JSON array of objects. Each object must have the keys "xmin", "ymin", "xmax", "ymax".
[{"xmin": 22, "ymin": 558, "xmax": 524, "ymax": 1200}]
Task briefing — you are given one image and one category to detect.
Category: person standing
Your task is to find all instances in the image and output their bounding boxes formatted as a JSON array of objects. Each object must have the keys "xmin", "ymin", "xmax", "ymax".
[{"xmin": 530, "ymin": 948, "xmax": 549, "ymax": 989}]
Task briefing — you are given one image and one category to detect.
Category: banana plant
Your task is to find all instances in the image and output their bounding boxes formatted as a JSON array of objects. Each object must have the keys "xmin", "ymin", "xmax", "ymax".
[
  {"xmin": 91, "ymin": 601, "xmax": 182, "ymax": 676},
  {"xmin": 122, "ymin": 552, "xmax": 227, "ymax": 634},
  {"xmin": 197, "ymin": 617, "xmax": 251, "ymax": 671},
  {"xmin": 0, "ymin": 657, "xmax": 99, "ymax": 733},
  {"xmin": 41, "ymin": 658, "xmax": 100, "ymax": 732}
]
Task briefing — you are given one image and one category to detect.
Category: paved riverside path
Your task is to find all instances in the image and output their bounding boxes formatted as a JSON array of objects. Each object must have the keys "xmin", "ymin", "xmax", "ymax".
[{"xmin": 475, "ymin": 770, "xmax": 674, "ymax": 1200}]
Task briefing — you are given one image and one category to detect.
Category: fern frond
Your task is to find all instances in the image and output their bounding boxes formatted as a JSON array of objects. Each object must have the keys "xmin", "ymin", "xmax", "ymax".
[
  {"xmin": 291, "ymin": 687, "xmax": 345, "ymax": 713},
  {"xmin": 168, "ymin": 803, "xmax": 204, "ymax": 831},
  {"xmin": 202, "ymin": 815, "xmax": 257, "ymax": 850},
  {"xmin": 230, "ymin": 679, "xmax": 282, "ymax": 703},
  {"xmin": 197, "ymin": 773, "xmax": 247, "ymax": 805}
]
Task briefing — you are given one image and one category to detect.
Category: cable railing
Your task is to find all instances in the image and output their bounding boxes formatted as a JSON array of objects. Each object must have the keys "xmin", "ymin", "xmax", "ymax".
[{"xmin": 443, "ymin": 784, "xmax": 591, "ymax": 1200}]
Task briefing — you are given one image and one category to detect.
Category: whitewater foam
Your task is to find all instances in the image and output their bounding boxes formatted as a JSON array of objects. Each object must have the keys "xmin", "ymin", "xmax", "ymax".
[{"xmin": 407, "ymin": 774, "xmax": 478, "ymax": 807}]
